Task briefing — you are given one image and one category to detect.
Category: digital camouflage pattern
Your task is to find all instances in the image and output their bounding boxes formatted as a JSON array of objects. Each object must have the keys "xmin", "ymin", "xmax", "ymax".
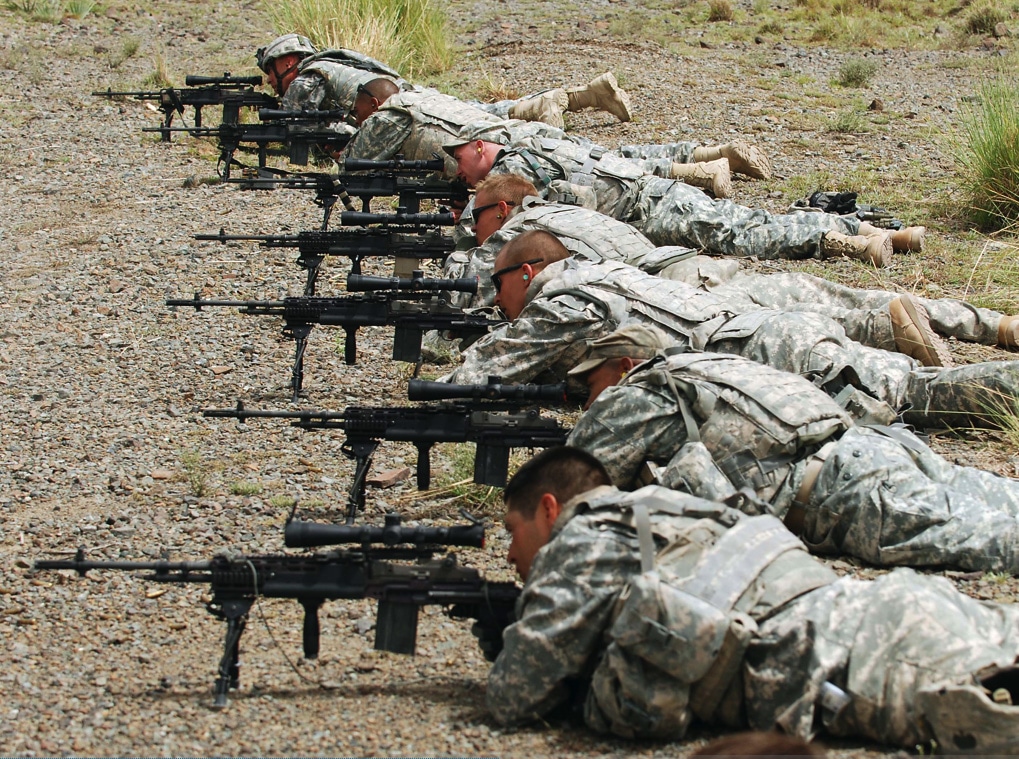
[
  {"xmin": 442, "ymin": 258, "xmax": 1019, "ymax": 428},
  {"xmin": 282, "ymin": 50, "xmax": 405, "ymax": 114},
  {"xmin": 473, "ymin": 127, "xmax": 862, "ymax": 257},
  {"xmin": 490, "ymin": 484, "xmax": 1019, "ymax": 751},
  {"xmin": 342, "ymin": 89, "xmax": 502, "ymax": 176},
  {"xmin": 567, "ymin": 352, "xmax": 1019, "ymax": 574},
  {"xmin": 442, "ymin": 197, "xmax": 696, "ymax": 308}
]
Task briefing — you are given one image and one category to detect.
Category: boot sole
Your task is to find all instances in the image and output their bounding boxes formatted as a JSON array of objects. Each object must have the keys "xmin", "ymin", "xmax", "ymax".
[{"xmin": 898, "ymin": 294, "xmax": 954, "ymax": 368}]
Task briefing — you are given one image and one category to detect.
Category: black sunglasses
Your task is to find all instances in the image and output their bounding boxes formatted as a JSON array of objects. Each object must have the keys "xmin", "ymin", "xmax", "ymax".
[
  {"xmin": 471, "ymin": 200, "xmax": 515, "ymax": 225},
  {"xmin": 491, "ymin": 258, "xmax": 543, "ymax": 293}
]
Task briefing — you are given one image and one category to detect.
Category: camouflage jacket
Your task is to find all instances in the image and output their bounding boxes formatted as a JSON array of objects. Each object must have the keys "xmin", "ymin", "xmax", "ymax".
[
  {"xmin": 282, "ymin": 50, "xmax": 405, "ymax": 114},
  {"xmin": 489, "ymin": 484, "xmax": 836, "ymax": 736},
  {"xmin": 343, "ymin": 89, "xmax": 501, "ymax": 175},
  {"xmin": 567, "ymin": 352, "xmax": 853, "ymax": 510}
]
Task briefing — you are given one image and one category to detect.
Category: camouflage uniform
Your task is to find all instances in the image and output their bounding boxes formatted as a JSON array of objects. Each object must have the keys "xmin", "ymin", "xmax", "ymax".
[
  {"xmin": 681, "ymin": 257, "xmax": 1006, "ymax": 348},
  {"xmin": 565, "ymin": 351, "xmax": 1019, "ymax": 574},
  {"xmin": 341, "ymin": 90, "xmax": 503, "ymax": 176},
  {"xmin": 447, "ymin": 201, "xmax": 1006, "ymax": 348},
  {"xmin": 464, "ymin": 120, "xmax": 861, "ymax": 258},
  {"xmin": 443, "ymin": 257, "xmax": 1019, "ymax": 428},
  {"xmin": 490, "ymin": 483, "xmax": 1019, "ymax": 752},
  {"xmin": 281, "ymin": 51, "xmax": 556, "ymax": 121}
]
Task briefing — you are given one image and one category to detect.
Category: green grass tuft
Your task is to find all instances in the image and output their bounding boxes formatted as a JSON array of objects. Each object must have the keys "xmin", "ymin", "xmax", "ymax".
[
  {"xmin": 965, "ymin": 5, "xmax": 1007, "ymax": 36},
  {"xmin": 707, "ymin": 0, "xmax": 734, "ymax": 23},
  {"xmin": 956, "ymin": 76, "xmax": 1019, "ymax": 232},
  {"xmin": 836, "ymin": 58, "xmax": 878, "ymax": 88},
  {"xmin": 264, "ymin": 0, "xmax": 455, "ymax": 78}
]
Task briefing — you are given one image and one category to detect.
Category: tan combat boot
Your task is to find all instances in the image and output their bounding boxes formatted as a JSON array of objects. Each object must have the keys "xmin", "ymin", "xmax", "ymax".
[
  {"xmin": 508, "ymin": 89, "xmax": 569, "ymax": 129},
  {"xmin": 858, "ymin": 222, "xmax": 926, "ymax": 253},
  {"xmin": 693, "ymin": 140, "xmax": 772, "ymax": 180},
  {"xmin": 889, "ymin": 294, "xmax": 954, "ymax": 367},
  {"xmin": 997, "ymin": 315, "xmax": 1019, "ymax": 349},
  {"xmin": 819, "ymin": 230, "xmax": 893, "ymax": 267},
  {"xmin": 669, "ymin": 158, "xmax": 732, "ymax": 199},
  {"xmin": 565, "ymin": 72, "xmax": 632, "ymax": 123}
]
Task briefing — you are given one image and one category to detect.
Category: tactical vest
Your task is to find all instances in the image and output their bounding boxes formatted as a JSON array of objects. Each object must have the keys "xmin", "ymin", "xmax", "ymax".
[
  {"xmin": 500, "ymin": 135, "xmax": 645, "ymax": 217},
  {"xmin": 511, "ymin": 200, "xmax": 697, "ymax": 273},
  {"xmin": 576, "ymin": 485, "xmax": 837, "ymax": 739},
  {"xmin": 543, "ymin": 259, "xmax": 748, "ymax": 349},
  {"xmin": 626, "ymin": 353, "xmax": 851, "ymax": 502},
  {"xmin": 386, "ymin": 90, "xmax": 500, "ymax": 169}
]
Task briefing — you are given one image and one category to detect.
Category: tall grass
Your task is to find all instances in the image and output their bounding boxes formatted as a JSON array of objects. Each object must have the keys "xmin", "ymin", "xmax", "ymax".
[
  {"xmin": 263, "ymin": 0, "xmax": 455, "ymax": 78},
  {"xmin": 957, "ymin": 76, "xmax": 1019, "ymax": 232}
]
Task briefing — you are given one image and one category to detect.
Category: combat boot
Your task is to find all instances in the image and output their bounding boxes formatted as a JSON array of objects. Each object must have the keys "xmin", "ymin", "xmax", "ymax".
[
  {"xmin": 508, "ymin": 89, "xmax": 569, "ymax": 129},
  {"xmin": 669, "ymin": 158, "xmax": 732, "ymax": 199},
  {"xmin": 819, "ymin": 230, "xmax": 892, "ymax": 267},
  {"xmin": 888, "ymin": 294, "xmax": 954, "ymax": 367},
  {"xmin": 692, "ymin": 141, "xmax": 772, "ymax": 180},
  {"xmin": 916, "ymin": 676, "xmax": 1019, "ymax": 755},
  {"xmin": 997, "ymin": 315, "xmax": 1019, "ymax": 349},
  {"xmin": 858, "ymin": 222, "xmax": 926, "ymax": 253},
  {"xmin": 565, "ymin": 72, "xmax": 632, "ymax": 122}
]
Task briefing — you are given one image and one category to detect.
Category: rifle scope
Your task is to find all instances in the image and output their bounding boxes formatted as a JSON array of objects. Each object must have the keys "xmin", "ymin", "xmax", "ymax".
[
  {"xmin": 185, "ymin": 74, "xmax": 263, "ymax": 87},
  {"xmin": 408, "ymin": 377, "xmax": 568, "ymax": 404},
  {"xmin": 343, "ymin": 157, "xmax": 445, "ymax": 173},
  {"xmin": 284, "ymin": 513, "xmax": 485, "ymax": 548},
  {"xmin": 346, "ymin": 272, "xmax": 477, "ymax": 295}
]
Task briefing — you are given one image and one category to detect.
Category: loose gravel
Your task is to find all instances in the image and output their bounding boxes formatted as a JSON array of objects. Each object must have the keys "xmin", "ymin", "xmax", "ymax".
[{"xmin": 1, "ymin": 2, "xmax": 1017, "ymax": 757}]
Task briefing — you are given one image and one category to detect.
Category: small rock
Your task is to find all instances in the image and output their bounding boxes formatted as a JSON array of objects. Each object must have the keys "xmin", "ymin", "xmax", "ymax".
[
  {"xmin": 993, "ymin": 22, "xmax": 1009, "ymax": 38},
  {"xmin": 868, "ymin": 98, "xmax": 884, "ymax": 111},
  {"xmin": 150, "ymin": 469, "xmax": 174, "ymax": 480},
  {"xmin": 209, "ymin": 365, "xmax": 232, "ymax": 375},
  {"xmin": 367, "ymin": 467, "xmax": 412, "ymax": 489},
  {"xmin": 108, "ymin": 279, "xmax": 126, "ymax": 293}
]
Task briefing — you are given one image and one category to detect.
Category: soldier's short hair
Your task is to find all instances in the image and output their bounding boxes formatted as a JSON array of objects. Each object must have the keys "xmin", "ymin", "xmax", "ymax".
[
  {"xmin": 357, "ymin": 77, "xmax": 400, "ymax": 103},
  {"xmin": 475, "ymin": 174, "xmax": 539, "ymax": 206},
  {"xmin": 504, "ymin": 446, "xmax": 611, "ymax": 518},
  {"xmin": 498, "ymin": 229, "xmax": 571, "ymax": 268}
]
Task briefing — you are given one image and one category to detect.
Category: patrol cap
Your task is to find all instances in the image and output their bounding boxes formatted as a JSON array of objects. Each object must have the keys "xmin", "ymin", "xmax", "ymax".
[
  {"xmin": 256, "ymin": 34, "xmax": 317, "ymax": 73},
  {"xmin": 442, "ymin": 121, "xmax": 514, "ymax": 157},
  {"xmin": 567, "ymin": 323, "xmax": 669, "ymax": 377}
]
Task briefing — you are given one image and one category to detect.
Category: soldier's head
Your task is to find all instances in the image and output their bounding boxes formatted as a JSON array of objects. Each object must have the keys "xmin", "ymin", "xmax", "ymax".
[
  {"xmin": 351, "ymin": 77, "xmax": 400, "ymax": 126},
  {"xmin": 503, "ymin": 446, "xmax": 611, "ymax": 581},
  {"xmin": 567, "ymin": 324, "xmax": 670, "ymax": 409},
  {"xmin": 256, "ymin": 33, "xmax": 318, "ymax": 96},
  {"xmin": 491, "ymin": 230, "xmax": 570, "ymax": 319},
  {"xmin": 471, "ymin": 174, "xmax": 538, "ymax": 243}
]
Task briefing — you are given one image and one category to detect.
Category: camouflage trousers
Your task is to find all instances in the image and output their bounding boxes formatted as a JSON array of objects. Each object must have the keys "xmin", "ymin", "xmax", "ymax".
[
  {"xmin": 622, "ymin": 175, "xmax": 860, "ymax": 259},
  {"xmin": 746, "ymin": 568, "xmax": 1019, "ymax": 751},
  {"xmin": 617, "ymin": 142, "xmax": 700, "ymax": 177},
  {"xmin": 709, "ymin": 310, "xmax": 1019, "ymax": 428},
  {"xmin": 796, "ymin": 425, "xmax": 1019, "ymax": 573},
  {"xmin": 713, "ymin": 271, "xmax": 1005, "ymax": 347}
]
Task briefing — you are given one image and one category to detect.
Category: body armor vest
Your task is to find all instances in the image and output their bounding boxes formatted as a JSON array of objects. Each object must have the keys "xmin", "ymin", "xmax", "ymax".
[
  {"xmin": 298, "ymin": 54, "xmax": 403, "ymax": 112},
  {"xmin": 574, "ymin": 485, "xmax": 837, "ymax": 739},
  {"xmin": 386, "ymin": 90, "xmax": 499, "ymax": 168},
  {"xmin": 626, "ymin": 352, "xmax": 851, "ymax": 501}
]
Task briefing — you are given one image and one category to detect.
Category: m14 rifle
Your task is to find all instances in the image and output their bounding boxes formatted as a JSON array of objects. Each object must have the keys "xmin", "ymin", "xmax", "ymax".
[
  {"xmin": 94, "ymin": 73, "xmax": 279, "ymax": 142},
  {"xmin": 167, "ymin": 275, "xmax": 501, "ymax": 399},
  {"xmin": 204, "ymin": 377, "xmax": 569, "ymax": 522},
  {"xmin": 222, "ymin": 156, "xmax": 469, "ymax": 228},
  {"xmin": 35, "ymin": 514, "xmax": 519, "ymax": 709},
  {"xmin": 146, "ymin": 108, "xmax": 351, "ymax": 178},
  {"xmin": 195, "ymin": 227, "xmax": 454, "ymax": 295}
]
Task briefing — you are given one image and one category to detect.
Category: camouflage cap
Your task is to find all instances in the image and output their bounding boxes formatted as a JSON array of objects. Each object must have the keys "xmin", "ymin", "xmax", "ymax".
[
  {"xmin": 567, "ymin": 323, "xmax": 670, "ymax": 376},
  {"xmin": 442, "ymin": 120, "xmax": 514, "ymax": 157}
]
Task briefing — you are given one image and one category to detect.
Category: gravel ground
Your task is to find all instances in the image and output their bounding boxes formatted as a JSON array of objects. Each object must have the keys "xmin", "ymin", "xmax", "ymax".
[{"xmin": 2, "ymin": 2, "xmax": 1018, "ymax": 757}]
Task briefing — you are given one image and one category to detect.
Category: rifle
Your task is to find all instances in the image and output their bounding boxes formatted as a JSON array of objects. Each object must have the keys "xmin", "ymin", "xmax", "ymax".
[
  {"xmin": 94, "ymin": 73, "xmax": 279, "ymax": 142},
  {"xmin": 35, "ymin": 514, "xmax": 519, "ymax": 709},
  {"xmin": 203, "ymin": 379, "xmax": 569, "ymax": 522},
  {"xmin": 146, "ymin": 110, "xmax": 351, "ymax": 178},
  {"xmin": 196, "ymin": 227, "xmax": 454, "ymax": 295},
  {"xmin": 222, "ymin": 157, "xmax": 469, "ymax": 229},
  {"xmin": 167, "ymin": 280, "xmax": 502, "ymax": 400}
]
